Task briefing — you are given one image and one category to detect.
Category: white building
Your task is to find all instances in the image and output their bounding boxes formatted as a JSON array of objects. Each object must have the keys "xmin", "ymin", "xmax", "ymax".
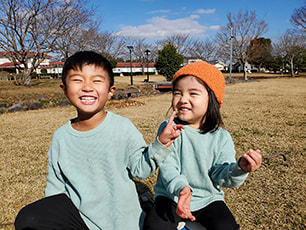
[
  {"xmin": 0, "ymin": 52, "xmax": 61, "ymax": 75},
  {"xmin": 113, "ymin": 62, "xmax": 157, "ymax": 76}
]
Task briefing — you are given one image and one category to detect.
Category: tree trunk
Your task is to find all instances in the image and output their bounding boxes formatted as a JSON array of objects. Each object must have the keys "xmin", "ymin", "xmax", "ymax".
[
  {"xmin": 243, "ymin": 63, "xmax": 248, "ymax": 80},
  {"xmin": 23, "ymin": 69, "xmax": 32, "ymax": 87},
  {"xmin": 290, "ymin": 56, "xmax": 295, "ymax": 77}
]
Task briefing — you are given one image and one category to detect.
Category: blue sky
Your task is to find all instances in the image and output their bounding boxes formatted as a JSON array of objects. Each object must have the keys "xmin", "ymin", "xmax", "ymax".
[{"xmin": 88, "ymin": 0, "xmax": 304, "ymax": 41}]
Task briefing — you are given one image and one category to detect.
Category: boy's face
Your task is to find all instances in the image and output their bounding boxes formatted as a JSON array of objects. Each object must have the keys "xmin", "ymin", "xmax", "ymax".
[{"xmin": 61, "ymin": 64, "xmax": 115, "ymax": 118}]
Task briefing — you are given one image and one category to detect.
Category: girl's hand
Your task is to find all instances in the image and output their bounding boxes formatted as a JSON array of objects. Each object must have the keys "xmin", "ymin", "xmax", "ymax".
[
  {"xmin": 158, "ymin": 111, "xmax": 185, "ymax": 147},
  {"xmin": 176, "ymin": 186, "xmax": 196, "ymax": 221},
  {"xmin": 239, "ymin": 149, "xmax": 262, "ymax": 172}
]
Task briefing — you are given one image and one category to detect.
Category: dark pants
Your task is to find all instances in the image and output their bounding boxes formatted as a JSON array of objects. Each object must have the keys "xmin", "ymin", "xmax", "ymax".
[
  {"xmin": 143, "ymin": 196, "xmax": 239, "ymax": 230},
  {"xmin": 14, "ymin": 194, "xmax": 89, "ymax": 230}
]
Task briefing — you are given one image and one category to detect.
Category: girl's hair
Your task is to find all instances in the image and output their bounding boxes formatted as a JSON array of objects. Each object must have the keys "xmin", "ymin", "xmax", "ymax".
[
  {"xmin": 172, "ymin": 75, "xmax": 224, "ymax": 134},
  {"xmin": 61, "ymin": 51, "xmax": 114, "ymax": 88}
]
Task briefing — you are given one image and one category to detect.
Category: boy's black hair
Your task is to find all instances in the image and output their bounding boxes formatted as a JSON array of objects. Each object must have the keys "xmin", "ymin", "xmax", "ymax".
[
  {"xmin": 62, "ymin": 51, "xmax": 114, "ymax": 87},
  {"xmin": 172, "ymin": 76, "xmax": 224, "ymax": 134}
]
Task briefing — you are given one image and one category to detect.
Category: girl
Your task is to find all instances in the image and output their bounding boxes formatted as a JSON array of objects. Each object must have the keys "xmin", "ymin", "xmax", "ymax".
[{"xmin": 143, "ymin": 61, "xmax": 262, "ymax": 230}]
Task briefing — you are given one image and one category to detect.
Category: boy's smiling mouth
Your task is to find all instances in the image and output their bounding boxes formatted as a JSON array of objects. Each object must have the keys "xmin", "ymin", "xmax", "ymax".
[{"xmin": 79, "ymin": 96, "xmax": 97, "ymax": 105}]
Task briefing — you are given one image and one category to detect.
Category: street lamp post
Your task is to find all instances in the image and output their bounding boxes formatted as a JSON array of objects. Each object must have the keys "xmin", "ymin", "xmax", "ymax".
[
  {"xmin": 229, "ymin": 27, "xmax": 234, "ymax": 82},
  {"xmin": 144, "ymin": 49, "xmax": 151, "ymax": 82},
  {"xmin": 127, "ymin": 46, "xmax": 134, "ymax": 85}
]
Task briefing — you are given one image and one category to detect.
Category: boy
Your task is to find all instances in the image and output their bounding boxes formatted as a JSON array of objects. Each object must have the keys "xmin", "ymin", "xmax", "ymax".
[{"xmin": 15, "ymin": 51, "xmax": 184, "ymax": 229}]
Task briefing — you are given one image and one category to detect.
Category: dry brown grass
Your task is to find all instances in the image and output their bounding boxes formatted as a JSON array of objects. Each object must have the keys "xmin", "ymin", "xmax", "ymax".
[{"xmin": 0, "ymin": 75, "xmax": 305, "ymax": 229}]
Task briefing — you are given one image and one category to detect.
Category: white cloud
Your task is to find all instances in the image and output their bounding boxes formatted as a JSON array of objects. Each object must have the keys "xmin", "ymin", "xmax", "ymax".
[
  {"xmin": 209, "ymin": 25, "xmax": 221, "ymax": 30},
  {"xmin": 114, "ymin": 15, "xmax": 219, "ymax": 40},
  {"xmin": 190, "ymin": 15, "xmax": 200, "ymax": 19},
  {"xmin": 193, "ymin": 9, "xmax": 216, "ymax": 14},
  {"xmin": 147, "ymin": 9, "xmax": 171, "ymax": 14}
]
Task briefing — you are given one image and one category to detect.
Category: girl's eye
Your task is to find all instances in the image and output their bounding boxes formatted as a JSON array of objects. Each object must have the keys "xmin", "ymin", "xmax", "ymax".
[
  {"xmin": 190, "ymin": 91, "xmax": 201, "ymax": 96},
  {"xmin": 173, "ymin": 90, "xmax": 181, "ymax": 95}
]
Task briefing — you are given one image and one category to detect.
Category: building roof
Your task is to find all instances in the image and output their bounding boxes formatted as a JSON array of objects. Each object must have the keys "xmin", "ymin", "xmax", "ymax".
[
  {"xmin": 116, "ymin": 62, "xmax": 155, "ymax": 67},
  {"xmin": 49, "ymin": 61, "xmax": 65, "ymax": 66},
  {"xmin": 0, "ymin": 62, "xmax": 21, "ymax": 68}
]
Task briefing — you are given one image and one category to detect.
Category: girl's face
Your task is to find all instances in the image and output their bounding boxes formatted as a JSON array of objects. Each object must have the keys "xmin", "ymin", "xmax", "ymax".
[{"xmin": 172, "ymin": 76, "xmax": 209, "ymax": 129}]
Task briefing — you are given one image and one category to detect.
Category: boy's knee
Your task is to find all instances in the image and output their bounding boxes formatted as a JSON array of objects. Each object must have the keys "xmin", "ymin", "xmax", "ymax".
[{"xmin": 14, "ymin": 204, "xmax": 40, "ymax": 230}]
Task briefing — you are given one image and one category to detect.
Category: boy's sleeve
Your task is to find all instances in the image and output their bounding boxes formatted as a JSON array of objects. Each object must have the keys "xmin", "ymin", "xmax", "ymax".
[
  {"xmin": 209, "ymin": 131, "xmax": 248, "ymax": 188},
  {"xmin": 45, "ymin": 136, "xmax": 66, "ymax": 197},
  {"xmin": 127, "ymin": 120, "xmax": 174, "ymax": 180}
]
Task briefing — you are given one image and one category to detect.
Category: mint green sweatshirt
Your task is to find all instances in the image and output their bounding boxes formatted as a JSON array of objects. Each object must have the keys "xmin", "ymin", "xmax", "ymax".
[
  {"xmin": 45, "ymin": 111, "xmax": 172, "ymax": 229},
  {"xmin": 154, "ymin": 120, "xmax": 248, "ymax": 212}
]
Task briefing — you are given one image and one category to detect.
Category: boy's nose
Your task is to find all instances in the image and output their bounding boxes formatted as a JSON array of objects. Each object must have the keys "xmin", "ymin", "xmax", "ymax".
[{"xmin": 82, "ymin": 82, "xmax": 94, "ymax": 91}]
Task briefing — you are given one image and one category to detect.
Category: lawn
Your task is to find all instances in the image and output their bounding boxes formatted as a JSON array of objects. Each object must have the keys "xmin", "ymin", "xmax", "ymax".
[{"xmin": 0, "ymin": 74, "xmax": 305, "ymax": 229}]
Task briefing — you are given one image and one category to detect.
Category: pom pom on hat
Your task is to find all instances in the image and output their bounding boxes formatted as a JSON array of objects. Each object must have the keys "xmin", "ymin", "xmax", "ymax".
[{"xmin": 172, "ymin": 61, "xmax": 225, "ymax": 108}]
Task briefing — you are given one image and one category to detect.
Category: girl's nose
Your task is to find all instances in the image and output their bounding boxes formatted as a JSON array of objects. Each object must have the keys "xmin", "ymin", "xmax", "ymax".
[{"xmin": 180, "ymin": 94, "xmax": 188, "ymax": 103}]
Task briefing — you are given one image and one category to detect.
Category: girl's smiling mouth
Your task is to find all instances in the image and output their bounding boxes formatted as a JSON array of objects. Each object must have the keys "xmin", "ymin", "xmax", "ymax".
[{"xmin": 179, "ymin": 107, "xmax": 190, "ymax": 113}]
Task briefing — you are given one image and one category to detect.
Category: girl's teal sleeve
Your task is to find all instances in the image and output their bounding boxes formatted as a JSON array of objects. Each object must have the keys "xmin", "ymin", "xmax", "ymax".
[
  {"xmin": 155, "ymin": 121, "xmax": 189, "ymax": 196},
  {"xmin": 209, "ymin": 131, "xmax": 248, "ymax": 188}
]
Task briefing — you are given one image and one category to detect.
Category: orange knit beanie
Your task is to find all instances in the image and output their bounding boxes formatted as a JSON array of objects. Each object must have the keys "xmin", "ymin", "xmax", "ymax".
[{"xmin": 172, "ymin": 61, "xmax": 225, "ymax": 108}]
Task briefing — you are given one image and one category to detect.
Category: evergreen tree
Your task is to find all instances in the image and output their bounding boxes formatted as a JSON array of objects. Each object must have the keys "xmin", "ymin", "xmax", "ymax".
[
  {"xmin": 247, "ymin": 37, "xmax": 274, "ymax": 70},
  {"xmin": 155, "ymin": 43, "xmax": 184, "ymax": 81}
]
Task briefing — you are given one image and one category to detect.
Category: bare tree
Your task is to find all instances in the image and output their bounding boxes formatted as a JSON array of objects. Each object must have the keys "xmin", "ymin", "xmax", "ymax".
[
  {"xmin": 54, "ymin": 21, "xmax": 100, "ymax": 60},
  {"xmin": 91, "ymin": 32, "xmax": 127, "ymax": 62},
  {"xmin": 188, "ymin": 38, "xmax": 217, "ymax": 61},
  {"xmin": 156, "ymin": 33, "xmax": 192, "ymax": 56},
  {"xmin": 273, "ymin": 32, "xmax": 306, "ymax": 77},
  {"xmin": 290, "ymin": 3, "xmax": 306, "ymax": 33},
  {"xmin": 0, "ymin": 0, "xmax": 95, "ymax": 86},
  {"xmin": 215, "ymin": 10, "xmax": 268, "ymax": 80}
]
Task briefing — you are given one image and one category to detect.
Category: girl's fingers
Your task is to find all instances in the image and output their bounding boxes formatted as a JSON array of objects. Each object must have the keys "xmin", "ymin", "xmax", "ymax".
[
  {"xmin": 243, "ymin": 149, "xmax": 262, "ymax": 171},
  {"xmin": 173, "ymin": 124, "xmax": 185, "ymax": 130},
  {"xmin": 167, "ymin": 111, "xmax": 176, "ymax": 125},
  {"xmin": 246, "ymin": 149, "xmax": 262, "ymax": 164}
]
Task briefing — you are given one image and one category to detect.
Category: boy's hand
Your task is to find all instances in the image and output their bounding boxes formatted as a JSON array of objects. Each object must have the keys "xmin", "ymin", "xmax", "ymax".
[
  {"xmin": 176, "ymin": 186, "xmax": 195, "ymax": 221},
  {"xmin": 239, "ymin": 149, "xmax": 262, "ymax": 172},
  {"xmin": 158, "ymin": 111, "xmax": 185, "ymax": 147}
]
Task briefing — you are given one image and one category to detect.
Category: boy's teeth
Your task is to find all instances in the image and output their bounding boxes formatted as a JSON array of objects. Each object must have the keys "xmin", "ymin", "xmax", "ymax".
[{"xmin": 81, "ymin": 97, "xmax": 95, "ymax": 101}]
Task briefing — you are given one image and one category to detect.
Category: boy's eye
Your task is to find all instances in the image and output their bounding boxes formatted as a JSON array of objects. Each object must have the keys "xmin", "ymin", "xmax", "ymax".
[
  {"xmin": 93, "ymin": 77, "xmax": 105, "ymax": 83},
  {"xmin": 71, "ymin": 78, "xmax": 82, "ymax": 82}
]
